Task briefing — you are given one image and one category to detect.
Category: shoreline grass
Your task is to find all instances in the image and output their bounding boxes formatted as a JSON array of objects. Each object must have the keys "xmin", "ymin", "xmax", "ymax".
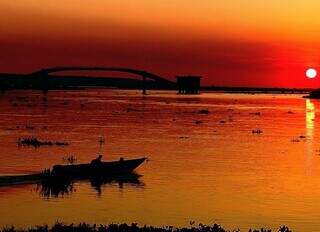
[{"xmin": 1, "ymin": 222, "xmax": 291, "ymax": 232}]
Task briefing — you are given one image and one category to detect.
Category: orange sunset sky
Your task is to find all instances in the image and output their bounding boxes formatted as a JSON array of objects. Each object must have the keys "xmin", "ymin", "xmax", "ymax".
[{"xmin": 1, "ymin": 1, "xmax": 320, "ymax": 87}]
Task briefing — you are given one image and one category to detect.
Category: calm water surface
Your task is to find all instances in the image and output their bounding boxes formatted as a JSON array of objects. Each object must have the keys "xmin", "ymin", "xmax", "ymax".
[{"xmin": 0, "ymin": 90, "xmax": 319, "ymax": 231}]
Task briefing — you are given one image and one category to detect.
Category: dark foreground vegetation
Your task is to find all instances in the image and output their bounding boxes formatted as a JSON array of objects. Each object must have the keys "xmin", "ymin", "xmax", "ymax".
[{"xmin": 1, "ymin": 222, "xmax": 292, "ymax": 232}]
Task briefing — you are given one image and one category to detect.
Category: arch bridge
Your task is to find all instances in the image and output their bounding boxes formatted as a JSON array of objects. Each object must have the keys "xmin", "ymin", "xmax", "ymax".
[{"xmin": 31, "ymin": 67, "xmax": 175, "ymax": 94}]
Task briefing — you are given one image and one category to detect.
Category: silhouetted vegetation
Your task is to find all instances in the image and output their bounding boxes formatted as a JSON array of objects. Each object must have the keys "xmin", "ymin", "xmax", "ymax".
[
  {"xmin": 62, "ymin": 155, "xmax": 77, "ymax": 164},
  {"xmin": 305, "ymin": 88, "xmax": 320, "ymax": 99},
  {"xmin": 17, "ymin": 137, "xmax": 69, "ymax": 147},
  {"xmin": 203, "ymin": 86, "xmax": 311, "ymax": 94},
  {"xmin": 0, "ymin": 222, "xmax": 292, "ymax": 232}
]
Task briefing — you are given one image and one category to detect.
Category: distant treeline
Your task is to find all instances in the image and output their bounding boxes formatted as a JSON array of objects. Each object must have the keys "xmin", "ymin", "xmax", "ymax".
[
  {"xmin": 1, "ymin": 222, "xmax": 292, "ymax": 232},
  {"xmin": 0, "ymin": 73, "xmax": 314, "ymax": 93},
  {"xmin": 0, "ymin": 73, "xmax": 174, "ymax": 90},
  {"xmin": 202, "ymin": 86, "xmax": 312, "ymax": 94}
]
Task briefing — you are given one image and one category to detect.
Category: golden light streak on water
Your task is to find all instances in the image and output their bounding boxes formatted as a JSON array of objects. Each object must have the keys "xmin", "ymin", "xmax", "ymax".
[
  {"xmin": 305, "ymin": 99, "xmax": 315, "ymax": 174},
  {"xmin": 306, "ymin": 99, "xmax": 315, "ymax": 135}
]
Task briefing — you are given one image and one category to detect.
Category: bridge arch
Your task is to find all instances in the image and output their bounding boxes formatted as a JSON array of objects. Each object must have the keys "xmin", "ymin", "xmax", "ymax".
[
  {"xmin": 30, "ymin": 67, "xmax": 175, "ymax": 94},
  {"xmin": 31, "ymin": 67, "xmax": 173, "ymax": 84}
]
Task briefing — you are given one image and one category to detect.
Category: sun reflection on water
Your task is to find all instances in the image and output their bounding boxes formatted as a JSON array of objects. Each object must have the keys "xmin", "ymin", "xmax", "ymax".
[
  {"xmin": 305, "ymin": 99, "xmax": 315, "ymax": 174},
  {"xmin": 306, "ymin": 99, "xmax": 315, "ymax": 136}
]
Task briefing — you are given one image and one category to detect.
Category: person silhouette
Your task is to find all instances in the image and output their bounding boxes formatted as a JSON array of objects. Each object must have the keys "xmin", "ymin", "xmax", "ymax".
[{"xmin": 91, "ymin": 155, "xmax": 103, "ymax": 165}]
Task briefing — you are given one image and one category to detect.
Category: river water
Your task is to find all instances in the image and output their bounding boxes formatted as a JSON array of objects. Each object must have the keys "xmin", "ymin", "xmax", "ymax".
[{"xmin": 0, "ymin": 90, "xmax": 319, "ymax": 231}]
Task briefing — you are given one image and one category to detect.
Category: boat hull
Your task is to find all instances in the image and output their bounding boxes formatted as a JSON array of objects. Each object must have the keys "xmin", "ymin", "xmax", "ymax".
[
  {"xmin": 0, "ymin": 158, "xmax": 147, "ymax": 186},
  {"xmin": 52, "ymin": 157, "xmax": 147, "ymax": 178}
]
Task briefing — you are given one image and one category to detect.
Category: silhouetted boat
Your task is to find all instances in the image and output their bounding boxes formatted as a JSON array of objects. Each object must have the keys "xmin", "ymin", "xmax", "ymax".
[
  {"xmin": 51, "ymin": 157, "xmax": 147, "ymax": 178},
  {"xmin": 0, "ymin": 173, "xmax": 43, "ymax": 186},
  {"xmin": 0, "ymin": 157, "xmax": 147, "ymax": 186}
]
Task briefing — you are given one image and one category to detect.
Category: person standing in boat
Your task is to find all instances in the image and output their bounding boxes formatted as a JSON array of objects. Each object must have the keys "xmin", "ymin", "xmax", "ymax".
[{"xmin": 91, "ymin": 155, "xmax": 103, "ymax": 165}]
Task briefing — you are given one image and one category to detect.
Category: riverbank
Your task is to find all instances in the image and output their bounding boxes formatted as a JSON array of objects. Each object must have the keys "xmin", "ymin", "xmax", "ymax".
[{"xmin": 0, "ymin": 222, "xmax": 291, "ymax": 232}]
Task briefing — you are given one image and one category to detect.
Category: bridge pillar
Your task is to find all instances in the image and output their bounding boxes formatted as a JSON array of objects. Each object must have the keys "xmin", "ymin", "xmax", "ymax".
[{"xmin": 142, "ymin": 76, "xmax": 147, "ymax": 95}]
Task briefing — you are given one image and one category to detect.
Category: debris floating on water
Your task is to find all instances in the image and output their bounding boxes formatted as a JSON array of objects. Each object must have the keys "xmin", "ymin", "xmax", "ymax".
[
  {"xmin": 25, "ymin": 125, "xmax": 35, "ymax": 130},
  {"xmin": 290, "ymin": 135, "xmax": 307, "ymax": 142},
  {"xmin": 179, "ymin": 136, "xmax": 189, "ymax": 139},
  {"xmin": 252, "ymin": 129, "xmax": 263, "ymax": 134},
  {"xmin": 127, "ymin": 107, "xmax": 142, "ymax": 112},
  {"xmin": 198, "ymin": 109, "xmax": 210, "ymax": 114},
  {"xmin": 17, "ymin": 137, "xmax": 69, "ymax": 148},
  {"xmin": 250, "ymin": 112, "xmax": 261, "ymax": 116}
]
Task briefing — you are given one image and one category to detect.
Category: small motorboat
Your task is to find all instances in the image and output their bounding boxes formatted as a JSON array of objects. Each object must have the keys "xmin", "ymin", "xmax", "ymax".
[
  {"xmin": 0, "ymin": 157, "xmax": 147, "ymax": 186},
  {"xmin": 51, "ymin": 157, "xmax": 147, "ymax": 178}
]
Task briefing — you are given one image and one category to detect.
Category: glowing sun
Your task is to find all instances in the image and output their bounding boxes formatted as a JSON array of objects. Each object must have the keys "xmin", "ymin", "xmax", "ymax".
[{"xmin": 306, "ymin": 68, "xmax": 317, "ymax": 79}]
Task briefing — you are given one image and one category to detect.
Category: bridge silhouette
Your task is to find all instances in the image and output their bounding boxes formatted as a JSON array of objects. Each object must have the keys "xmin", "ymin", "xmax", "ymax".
[{"xmin": 31, "ymin": 66, "xmax": 175, "ymax": 94}]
